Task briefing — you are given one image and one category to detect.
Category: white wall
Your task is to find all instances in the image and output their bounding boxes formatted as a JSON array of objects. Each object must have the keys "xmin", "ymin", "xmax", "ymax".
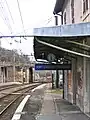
[{"xmin": 62, "ymin": 0, "xmax": 90, "ymax": 25}]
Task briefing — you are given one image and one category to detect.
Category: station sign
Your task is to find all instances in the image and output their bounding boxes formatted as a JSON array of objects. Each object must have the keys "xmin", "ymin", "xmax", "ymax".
[{"xmin": 35, "ymin": 64, "xmax": 71, "ymax": 70}]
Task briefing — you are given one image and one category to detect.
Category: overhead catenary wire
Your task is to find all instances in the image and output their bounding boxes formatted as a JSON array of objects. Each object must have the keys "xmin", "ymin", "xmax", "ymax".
[
  {"xmin": 46, "ymin": 17, "xmax": 53, "ymax": 25},
  {"xmin": 16, "ymin": 0, "xmax": 25, "ymax": 35},
  {"xmin": 0, "ymin": 13, "xmax": 53, "ymax": 40},
  {"xmin": 0, "ymin": 1, "xmax": 12, "ymax": 28},
  {"xmin": 0, "ymin": 35, "xmax": 34, "ymax": 38},
  {"xmin": 0, "ymin": 8, "xmax": 12, "ymax": 33},
  {"xmin": 12, "ymin": 15, "xmax": 54, "ymax": 36},
  {"xmin": 0, "ymin": 32, "xmax": 12, "ymax": 45},
  {"xmin": 0, "ymin": 1, "xmax": 13, "ymax": 33},
  {"xmin": 4, "ymin": 0, "xmax": 14, "ymax": 24}
]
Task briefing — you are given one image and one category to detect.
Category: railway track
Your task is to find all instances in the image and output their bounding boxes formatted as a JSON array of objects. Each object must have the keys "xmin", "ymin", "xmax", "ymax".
[
  {"xmin": 0, "ymin": 84, "xmax": 22, "ymax": 92},
  {"xmin": 0, "ymin": 83, "xmax": 40, "ymax": 116},
  {"xmin": 0, "ymin": 83, "xmax": 39, "ymax": 99},
  {"xmin": 0, "ymin": 82, "xmax": 30, "ymax": 92}
]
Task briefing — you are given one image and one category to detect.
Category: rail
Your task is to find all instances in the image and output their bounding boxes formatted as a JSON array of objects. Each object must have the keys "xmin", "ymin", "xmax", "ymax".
[{"xmin": 0, "ymin": 83, "xmax": 40, "ymax": 116}]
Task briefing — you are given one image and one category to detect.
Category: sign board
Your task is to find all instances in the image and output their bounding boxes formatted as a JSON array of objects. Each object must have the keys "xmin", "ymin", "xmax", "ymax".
[{"xmin": 35, "ymin": 64, "xmax": 71, "ymax": 70}]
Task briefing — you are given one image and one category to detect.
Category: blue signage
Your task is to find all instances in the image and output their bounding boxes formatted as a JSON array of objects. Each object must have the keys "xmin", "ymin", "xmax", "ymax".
[{"xmin": 35, "ymin": 64, "xmax": 71, "ymax": 70}]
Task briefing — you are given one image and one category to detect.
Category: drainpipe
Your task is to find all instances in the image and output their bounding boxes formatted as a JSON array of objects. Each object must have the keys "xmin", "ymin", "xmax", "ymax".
[
  {"xmin": 57, "ymin": 12, "xmax": 63, "ymax": 25},
  {"xmin": 61, "ymin": 13, "xmax": 63, "ymax": 25},
  {"xmin": 55, "ymin": 15, "xmax": 58, "ymax": 26}
]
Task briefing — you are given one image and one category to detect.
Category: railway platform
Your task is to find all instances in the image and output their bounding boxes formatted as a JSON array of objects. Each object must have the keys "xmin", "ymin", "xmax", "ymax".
[{"xmin": 17, "ymin": 83, "xmax": 90, "ymax": 120}]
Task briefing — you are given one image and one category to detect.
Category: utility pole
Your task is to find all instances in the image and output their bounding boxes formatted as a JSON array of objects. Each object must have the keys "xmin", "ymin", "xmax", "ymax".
[{"xmin": 13, "ymin": 51, "xmax": 15, "ymax": 82}]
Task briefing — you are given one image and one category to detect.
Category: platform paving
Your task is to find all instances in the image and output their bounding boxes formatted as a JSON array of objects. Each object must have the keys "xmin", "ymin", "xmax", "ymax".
[{"xmin": 19, "ymin": 83, "xmax": 90, "ymax": 120}]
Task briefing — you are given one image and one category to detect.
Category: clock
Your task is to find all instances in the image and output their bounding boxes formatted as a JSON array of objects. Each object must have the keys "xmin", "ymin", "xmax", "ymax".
[{"xmin": 47, "ymin": 53, "xmax": 56, "ymax": 62}]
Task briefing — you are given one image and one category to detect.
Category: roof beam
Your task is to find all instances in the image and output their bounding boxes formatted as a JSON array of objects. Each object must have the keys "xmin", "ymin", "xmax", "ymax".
[
  {"xmin": 35, "ymin": 37, "xmax": 90, "ymax": 58},
  {"xmin": 67, "ymin": 40, "xmax": 90, "ymax": 49}
]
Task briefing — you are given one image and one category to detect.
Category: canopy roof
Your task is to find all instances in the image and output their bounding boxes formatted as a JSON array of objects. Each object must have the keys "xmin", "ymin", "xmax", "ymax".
[{"xmin": 33, "ymin": 22, "xmax": 90, "ymax": 63}]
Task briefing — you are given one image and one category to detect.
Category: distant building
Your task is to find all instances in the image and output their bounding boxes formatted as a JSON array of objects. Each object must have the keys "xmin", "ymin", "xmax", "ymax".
[{"xmin": 0, "ymin": 47, "xmax": 33, "ymax": 83}]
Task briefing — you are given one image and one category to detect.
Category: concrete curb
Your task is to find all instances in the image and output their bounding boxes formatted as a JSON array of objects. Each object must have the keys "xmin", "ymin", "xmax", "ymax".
[{"xmin": 84, "ymin": 113, "xmax": 90, "ymax": 118}]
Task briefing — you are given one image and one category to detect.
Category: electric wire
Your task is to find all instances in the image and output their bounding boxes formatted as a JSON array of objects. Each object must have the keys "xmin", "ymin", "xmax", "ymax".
[
  {"xmin": 0, "ymin": 32, "xmax": 12, "ymax": 45},
  {"xmin": 14, "ymin": 16, "xmax": 54, "ymax": 35},
  {"xmin": 46, "ymin": 17, "xmax": 53, "ymax": 25},
  {"xmin": 0, "ymin": 1, "xmax": 13, "ymax": 33},
  {"xmin": 4, "ymin": 0, "xmax": 14, "ymax": 24},
  {"xmin": 16, "ymin": 0, "xmax": 25, "ymax": 35}
]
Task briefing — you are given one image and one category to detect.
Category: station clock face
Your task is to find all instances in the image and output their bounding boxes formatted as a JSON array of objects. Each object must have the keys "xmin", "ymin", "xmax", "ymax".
[{"xmin": 47, "ymin": 53, "xmax": 56, "ymax": 62}]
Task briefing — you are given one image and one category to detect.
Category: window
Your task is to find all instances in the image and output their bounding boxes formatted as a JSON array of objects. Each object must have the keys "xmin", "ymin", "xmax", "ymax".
[
  {"xmin": 71, "ymin": 0, "xmax": 75, "ymax": 23},
  {"xmin": 64, "ymin": 12, "xmax": 66, "ymax": 24},
  {"xmin": 83, "ymin": 0, "xmax": 89, "ymax": 14}
]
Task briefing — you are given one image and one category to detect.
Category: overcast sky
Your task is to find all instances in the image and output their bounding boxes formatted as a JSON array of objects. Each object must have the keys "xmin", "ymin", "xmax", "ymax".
[{"xmin": 0, "ymin": 0, "xmax": 59, "ymax": 55}]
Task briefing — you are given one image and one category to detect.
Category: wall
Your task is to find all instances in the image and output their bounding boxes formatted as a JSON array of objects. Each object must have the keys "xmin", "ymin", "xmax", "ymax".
[
  {"xmin": 67, "ymin": 70, "xmax": 73, "ymax": 103},
  {"xmin": 84, "ymin": 58, "xmax": 90, "ymax": 112},
  {"xmin": 83, "ymin": 37, "xmax": 90, "ymax": 113},
  {"xmin": 62, "ymin": 0, "xmax": 90, "ymax": 113},
  {"xmin": 62, "ymin": 0, "xmax": 90, "ymax": 25},
  {"xmin": 74, "ymin": 0, "xmax": 82, "ymax": 23},
  {"xmin": 64, "ymin": 70, "xmax": 68, "ymax": 100},
  {"xmin": 7, "ymin": 66, "xmax": 14, "ymax": 82},
  {"xmin": 0, "ymin": 67, "xmax": 2, "ymax": 83},
  {"xmin": 76, "ymin": 57, "xmax": 84, "ymax": 111},
  {"xmin": 63, "ymin": 0, "xmax": 71, "ymax": 24},
  {"xmin": 82, "ymin": 1, "xmax": 90, "ymax": 22}
]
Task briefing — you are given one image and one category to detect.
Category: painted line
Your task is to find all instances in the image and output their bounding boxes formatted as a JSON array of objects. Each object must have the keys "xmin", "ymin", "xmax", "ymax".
[
  {"xmin": 11, "ymin": 84, "xmax": 46, "ymax": 120},
  {"xmin": 11, "ymin": 95, "xmax": 30, "ymax": 120},
  {"xmin": 31, "ymin": 84, "xmax": 46, "ymax": 92}
]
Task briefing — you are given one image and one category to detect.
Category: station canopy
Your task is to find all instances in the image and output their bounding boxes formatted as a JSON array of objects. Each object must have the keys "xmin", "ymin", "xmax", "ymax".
[{"xmin": 33, "ymin": 22, "xmax": 90, "ymax": 63}]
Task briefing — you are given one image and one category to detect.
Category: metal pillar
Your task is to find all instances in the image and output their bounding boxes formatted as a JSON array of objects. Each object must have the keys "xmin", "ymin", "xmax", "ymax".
[
  {"xmin": 52, "ymin": 73, "xmax": 54, "ymax": 89},
  {"xmin": 55, "ymin": 15, "xmax": 59, "ymax": 88},
  {"xmin": 56, "ymin": 69, "xmax": 59, "ymax": 88},
  {"xmin": 56, "ymin": 58, "xmax": 59, "ymax": 88},
  {"xmin": 63, "ymin": 70, "xmax": 64, "ymax": 99}
]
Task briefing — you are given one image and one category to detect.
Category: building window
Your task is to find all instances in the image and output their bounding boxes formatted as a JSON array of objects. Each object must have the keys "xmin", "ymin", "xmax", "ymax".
[
  {"xmin": 83, "ymin": 0, "xmax": 89, "ymax": 14},
  {"xmin": 64, "ymin": 12, "xmax": 66, "ymax": 24},
  {"xmin": 71, "ymin": 0, "xmax": 75, "ymax": 23}
]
